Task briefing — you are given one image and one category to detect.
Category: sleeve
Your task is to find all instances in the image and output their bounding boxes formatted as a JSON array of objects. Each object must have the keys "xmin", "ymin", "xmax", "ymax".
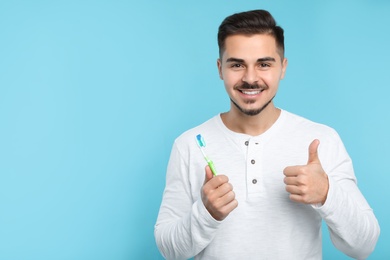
[
  {"xmin": 154, "ymin": 140, "xmax": 222, "ymax": 260},
  {"xmin": 313, "ymin": 131, "xmax": 380, "ymax": 259}
]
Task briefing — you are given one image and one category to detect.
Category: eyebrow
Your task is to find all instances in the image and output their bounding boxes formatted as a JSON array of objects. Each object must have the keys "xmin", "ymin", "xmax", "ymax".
[{"xmin": 225, "ymin": 57, "xmax": 276, "ymax": 63}]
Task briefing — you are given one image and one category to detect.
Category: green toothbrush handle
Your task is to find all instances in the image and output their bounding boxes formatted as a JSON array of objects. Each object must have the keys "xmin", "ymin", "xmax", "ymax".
[{"xmin": 207, "ymin": 160, "xmax": 217, "ymax": 176}]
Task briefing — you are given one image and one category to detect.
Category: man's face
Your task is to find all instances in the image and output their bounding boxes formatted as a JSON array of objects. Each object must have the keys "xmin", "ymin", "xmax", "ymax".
[{"xmin": 217, "ymin": 34, "xmax": 287, "ymax": 116}]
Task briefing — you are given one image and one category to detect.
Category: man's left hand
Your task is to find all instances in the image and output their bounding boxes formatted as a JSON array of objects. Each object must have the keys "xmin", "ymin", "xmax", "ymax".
[{"xmin": 283, "ymin": 139, "xmax": 329, "ymax": 205}]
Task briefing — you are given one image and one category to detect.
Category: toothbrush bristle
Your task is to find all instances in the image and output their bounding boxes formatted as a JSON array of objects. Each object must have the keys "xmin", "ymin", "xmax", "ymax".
[{"xmin": 196, "ymin": 134, "xmax": 206, "ymax": 147}]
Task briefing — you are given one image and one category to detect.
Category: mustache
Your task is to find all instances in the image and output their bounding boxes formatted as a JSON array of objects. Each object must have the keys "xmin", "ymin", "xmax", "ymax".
[{"xmin": 234, "ymin": 82, "xmax": 268, "ymax": 90}]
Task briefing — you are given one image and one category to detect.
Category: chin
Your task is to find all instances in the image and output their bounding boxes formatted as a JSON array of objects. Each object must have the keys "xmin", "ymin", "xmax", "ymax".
[{"xmin": 232, "ymin": 97, "xmax": 275, "ymax": 116}]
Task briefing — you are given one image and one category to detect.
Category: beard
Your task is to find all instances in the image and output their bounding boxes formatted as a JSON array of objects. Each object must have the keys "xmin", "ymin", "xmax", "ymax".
[{"xmin": 231, "ymin": 82, "xmax": 274, "ymax": 116}]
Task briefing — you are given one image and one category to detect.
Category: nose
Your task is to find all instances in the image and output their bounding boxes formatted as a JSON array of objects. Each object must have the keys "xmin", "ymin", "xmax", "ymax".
[{"xmin": 242, "ymin": 66, "xmax": 259, "ymax": 84}]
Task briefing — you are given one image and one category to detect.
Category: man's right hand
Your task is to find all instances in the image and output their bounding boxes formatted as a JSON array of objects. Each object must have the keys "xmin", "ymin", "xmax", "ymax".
[{"xmin": 201, "ymin": 166, "xmax": 238, "ymax": 221}]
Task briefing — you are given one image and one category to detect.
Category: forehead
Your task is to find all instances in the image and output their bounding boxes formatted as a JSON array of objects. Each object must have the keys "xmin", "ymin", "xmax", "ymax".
[{"xmin": 223, "ymin": 34, "xmax": 280, "ymax": 61}]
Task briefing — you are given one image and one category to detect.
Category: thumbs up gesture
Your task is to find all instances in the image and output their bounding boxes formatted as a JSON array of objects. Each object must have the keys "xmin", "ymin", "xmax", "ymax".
[
  {"xmin": 201, "ymin": 166, "xmax": 238, "ymax": 221},
  {"xmin": 283, "ymin": 139, "xmax": 329, "ymax": 205}
]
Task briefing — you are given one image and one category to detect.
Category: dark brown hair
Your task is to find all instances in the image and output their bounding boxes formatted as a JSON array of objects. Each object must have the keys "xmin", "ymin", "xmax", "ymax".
[{"xmin": 218, "ymin": 10, "xmax": 285, "ymax": 60}]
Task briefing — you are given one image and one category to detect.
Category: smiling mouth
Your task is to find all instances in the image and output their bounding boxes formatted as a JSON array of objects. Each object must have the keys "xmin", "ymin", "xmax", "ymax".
[
  {"xmin": 235, "ymin": 82, "xmax": 268, "ymax": 96},
  {"xmin": 240, "ymin": 89, "xmax": 262, "ymax": 95},
  {"xmin": 237, "ymin": 88, "xmax": 267, "ymax": 96}
]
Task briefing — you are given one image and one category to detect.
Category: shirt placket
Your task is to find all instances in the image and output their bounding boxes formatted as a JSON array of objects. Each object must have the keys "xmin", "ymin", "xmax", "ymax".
[{"xmin": 245, "ymin": 138, "xmax": 263, "ymax": 195}]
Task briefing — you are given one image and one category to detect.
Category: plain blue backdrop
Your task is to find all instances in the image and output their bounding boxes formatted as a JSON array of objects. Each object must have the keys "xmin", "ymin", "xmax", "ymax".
[{"xmin": 0, "ymin": 0, "xmax": 389, "ymax": 259}]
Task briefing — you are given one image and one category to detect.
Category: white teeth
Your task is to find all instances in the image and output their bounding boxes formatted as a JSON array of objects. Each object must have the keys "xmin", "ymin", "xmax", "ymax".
[{"xmin": 242, "ymin": 90, "xmax": 261, "ymax": 95}]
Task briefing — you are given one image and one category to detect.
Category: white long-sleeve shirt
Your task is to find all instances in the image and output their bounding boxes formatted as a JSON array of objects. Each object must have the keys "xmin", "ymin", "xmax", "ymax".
[{"xmin": 155, "ymin": 110, "xmax": 380, "ymax": 260}]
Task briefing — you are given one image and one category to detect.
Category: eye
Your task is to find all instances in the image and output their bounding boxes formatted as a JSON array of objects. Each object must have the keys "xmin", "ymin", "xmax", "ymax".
[
  {"xmin": 259, "ymin": 63, "xmax": 270, "ymax": 68},
  {"xmin": 230, "ymin": 63, "xmax": 243, "ymax": 68}
]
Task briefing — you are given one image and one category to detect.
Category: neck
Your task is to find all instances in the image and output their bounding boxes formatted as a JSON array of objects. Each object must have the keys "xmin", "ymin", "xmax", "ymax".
[{"xmin": 221, "ymin": 103, "xmax": 281, "ymax": 136}]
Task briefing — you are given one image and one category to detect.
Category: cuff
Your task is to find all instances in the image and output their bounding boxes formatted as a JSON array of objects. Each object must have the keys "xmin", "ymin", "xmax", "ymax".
[
  {"xmin": 311, "ymin": 176, "xmax": 341, "ymax": 216},
  {"xmin": 194, "ymin": 199, "xmax": 223, "ymax": 227}
]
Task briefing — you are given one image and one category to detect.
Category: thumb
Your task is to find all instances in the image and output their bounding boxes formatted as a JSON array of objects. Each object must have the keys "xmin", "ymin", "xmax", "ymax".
[
  {"xmin": 307, "ymin": 139, "xmax": 320, "ymax": 164},
  {"xmin": 204, "ymin": 165, "xmax": 214, "ymax": 185}
]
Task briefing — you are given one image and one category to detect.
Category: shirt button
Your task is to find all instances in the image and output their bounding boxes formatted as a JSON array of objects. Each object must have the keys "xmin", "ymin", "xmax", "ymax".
[
  {"xmin": 245, "ymin": 141, "xmax": 249, "ymax": 146},
  {"xmin": 251, "ymin": 159, "xmax": 255, "ymax": 164},
  {"xmin": 252, "ymin": 179, "xmax": 257, "ymax": 184}
]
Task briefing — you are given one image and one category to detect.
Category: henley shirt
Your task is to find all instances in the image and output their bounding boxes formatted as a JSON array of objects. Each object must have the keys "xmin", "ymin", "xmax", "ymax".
[{"xmin": 155, "ymin": 110, "xmax": 379, "ymax": 260}]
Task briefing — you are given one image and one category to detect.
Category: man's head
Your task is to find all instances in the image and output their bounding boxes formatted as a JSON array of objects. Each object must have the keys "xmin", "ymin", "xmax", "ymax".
[
  {"xmin": 218, "ymin": 10, "xmax": 284, "ymax": 61},
  {"xmin": 216, "ymin": 10, "xmax": 287, "ymax": 118}
]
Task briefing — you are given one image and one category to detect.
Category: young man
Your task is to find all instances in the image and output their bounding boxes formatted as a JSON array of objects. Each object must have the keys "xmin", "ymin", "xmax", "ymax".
[{"xmin": 155, "ymin": 10, "xmax": 380, "ymax": 260}]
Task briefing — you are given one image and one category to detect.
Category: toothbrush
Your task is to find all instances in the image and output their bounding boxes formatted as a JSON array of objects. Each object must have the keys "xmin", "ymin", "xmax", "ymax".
[{"xmin": 196, "ymin": 134, "xmax": 217, "ymax": 176}]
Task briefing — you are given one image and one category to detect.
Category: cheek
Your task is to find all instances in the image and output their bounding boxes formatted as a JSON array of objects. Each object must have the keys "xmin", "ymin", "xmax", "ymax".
[
  {"xmin": 262, "ymin": 73, "xmax": 280, "ymax": 87},
  {"xmin": 222, "ymin": 71, "xmax": 242, "ymax": 86},
  {"xmin": 224, "ymin": 78, "xmax": 238, "ymax": 91}
]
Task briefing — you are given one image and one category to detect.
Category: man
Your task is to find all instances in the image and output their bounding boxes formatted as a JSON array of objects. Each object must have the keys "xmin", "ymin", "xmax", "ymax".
[{"xmin": 155, "ymin": 10, "xmax": 380, "ymax": 260}]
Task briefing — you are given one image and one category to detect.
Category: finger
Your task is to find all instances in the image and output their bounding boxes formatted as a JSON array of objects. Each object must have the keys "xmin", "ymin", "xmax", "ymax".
[
  {"xmin": 213, "ymin": 198, "xmax": 238, "ymax": 221},
  {"xmin": 214, "ymin": 182, "xmax": 234, "ymax": 198},
  {"xmin": 203, "ymin": 165, "xmax": 214, "ymax": 185},
  {"xmin": 220, "ymin": 198, "xmax": 238, "ymax": 215},
  {"xmin": 223, "ymin": 199, "xmax": 238, "ymax": 214},
  {"xmin": 205, "ymin": 175, "xmax": 230, "ymax": 192},
  {"xmin": 283, "ymin": 165, "xmax": 301, "ymax": 177},
  {"xmin": 308, "ymin": 139, "xmax": 320, "ymax": 164},
  {"xmin": 283, "ymin": 176, "xmax": 298, "ymax": 185},
  {"xmin": 289, "ymin": 194, "xmax": 304, "ymax": 203},
  {"xmin": 285, "ymin": 185, "xmax": 303, "ymax": 195}
]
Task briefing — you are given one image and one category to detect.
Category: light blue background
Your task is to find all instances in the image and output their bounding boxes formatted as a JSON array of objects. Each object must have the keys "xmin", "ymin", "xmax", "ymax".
[{"xmin": 0, "ymin": 0, "xmax": 388, "ymax": 259}]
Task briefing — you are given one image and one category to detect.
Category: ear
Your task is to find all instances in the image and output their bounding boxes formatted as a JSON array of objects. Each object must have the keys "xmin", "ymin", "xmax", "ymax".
[
  {"xmin": 217, "ymin": 58, "xmax": 223, "ymax": 80},
  {"xmin": 280, "ymin": 58, "xmax": 288, "ymax": 80}
]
